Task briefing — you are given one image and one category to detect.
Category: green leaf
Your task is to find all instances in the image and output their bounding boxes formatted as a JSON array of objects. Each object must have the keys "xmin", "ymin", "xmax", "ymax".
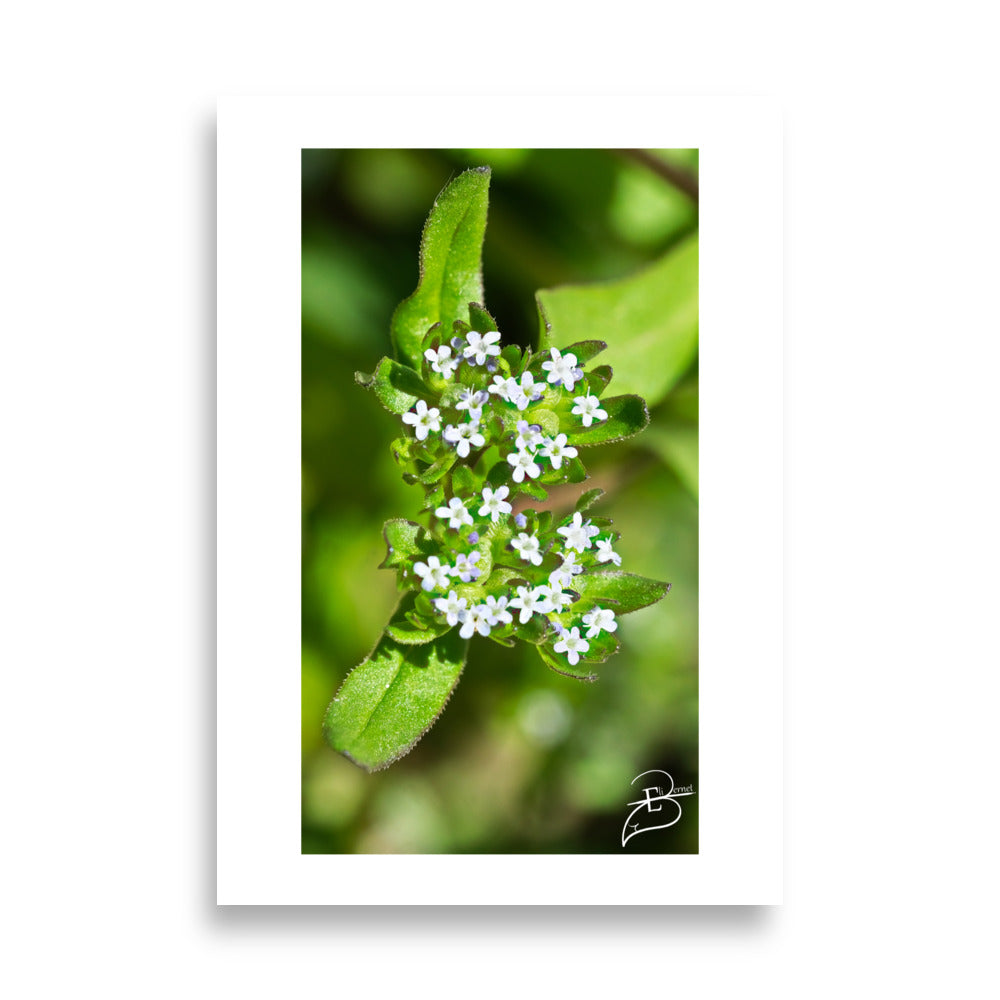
[
  {"xmin": 580, "ymin": 630, "xmax": 620, "ymax": 663},
  {"xmin": 528, "ymin": 407, "xmax": 560, "ymax": 436},
  {"xmin": 417, "ymin": 449, "xmax": 458, "ymax": 485},
  {"xmin": 484, "ymin": 566, "xmax": 527, "ymax": 592},
  {"xmin": 568, "ymin": 394, "xmax": 650, "ymax": 447},
  {"xmin": 516, "ymin": 614, "xmax": 551, "ymax": 645},
  {"xmin": 386, "ymin": 610, "xmax": 452, "ymax": 646},
  {"xmin": 390, "ymin": 167, "xmax": 492, "ymax": 370},
  {"xmin": 485, "ymin": 460, "xmax": 511, "ymax": 488},
  {"xmin": 389, "ymin": 436, "xmax": 420, "ymax": 468},
  {"xmin": 323, "ymin": 628, "xmax": 469, "ymax": 771},
  {"xmin": 535, "ymin": 643, "xmax": 598, "ymax": 682},
  {"xmin": 486, "ymin": 632, "xmax": 516, "ymax": 648},
  {"xmin": 574, "ymin": 571, "xmax": 672, "ymax": 615},
  {"xmin": 355, "ymin": 357, "xmax": 433, "ymax": 415},
  {"xmin": 419, "ymin": 321, "xmax": 444, "ymax": 355},
  {"xmin": 574, "ymin": 488, "xmax": 605, "ymax": 513},
  {"xmin": 468, "ymin": 302, "xmax": 498, "ymax": 332},
  {"xmin": 563, "ymin": 340, "xmax": 608, "ymax": 364},
  {"xmin": 585, "ymin": 365, "xmax": 614, "ymax": 397},
  {"xmin": 451, "ymin": 464, "xmax": 478, "ymax": 495},
  {"xmin": 517, "ymin": 480, "xmax": 549, "ymax": 501},
  {"xmin": 379, "ymin": 519, "xmax": 430, "ymax": 570},
  {"xmin": 536, "ymin": 235, "xmax": 698, "ymax": 406},
  {"xmin": 500, "ymin": 344, "xmax": 525, "ymax": 375}
]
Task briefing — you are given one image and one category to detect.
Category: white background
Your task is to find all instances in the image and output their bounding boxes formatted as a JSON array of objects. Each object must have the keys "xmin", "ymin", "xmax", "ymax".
[
  {"xmin": 3, "ymin": 2, "xmax": 998, "ymax": 996},
  {"xmin": 218, "ymin": 97, "xmax": 782, "ymax": 905}
]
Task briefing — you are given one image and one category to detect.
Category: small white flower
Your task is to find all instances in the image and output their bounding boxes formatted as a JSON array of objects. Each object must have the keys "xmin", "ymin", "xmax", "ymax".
[
  {"xmin": 460, "ymin": 603, "xmax": 492, "ymax": 638},
  {"xmin": 413, "ymin": 555, "xmax": 451, "ymax": 592},
  {"xmin": 507, "ymin": 448, "xmax": 541, "ymax": 483},
  {"xmin": 557, "ymin": 511, "xmax": 600, "ymax": 553},
  {"xmin": 455, "ymin": 388, "xmax": 489, "ymax": 412},
  {"xmin": 539, "ymin": 583, "xmax": 574, "ymax": 612},
  {"xmin": 539, "ymin": 433, "xmax": 579, "ymax": 471},
  {"xmin": 401, "ymin": 399, "xmax": 441, "ymax": 441},
  {"xmin": 433, "ymin": 590, "xmax": 468, "ymax": 626},
  {"xmin": 512, "ymin": 371, "xmax": 544, "ymax": 411},
  {"xmin": 488, "ymin": 375, "xmax": 519, "ymax": 402},
  {"xmin": 478, "ymin": 485, "xmax": 512, "ymax": 523},
  {"xmin": 515, "ymin": 420, "xmax": 544, "ymax": 453},
  {"xmin": 463, "ymin": 330, "xmax": 502, "ymax": 366},
  {"xmin": 435, "ymin": 497, "xmax": 474, "ymax": 530},
  {"xmin": 595, "ymin": 537, "xmax": 622, "ymax": 567},
  {"xmin": 541, "ymin": 348, "xmax": 583, "ymax": 390},
  {"xmin": 508, "ymin": 585, "xmax": 554, "ymax": 624},
  {"xmin": 484, "ymin": 595, "xmax": 513, "ymax": 626},
  {"xmin": 540, "ymin": 347, "xmax": 567, "ymax": 384},
  {"xmin": 581, "ymin": 606, "xmax": 618, "ymax": 639},
  {"xmin": 548, "ymin": 551, "xmax": 584, "ymax": 589},
  {"xmin": 451, "ymin": 551, "xmax": 482, "ymax": 583},
  {"xmin": 560, "ymin": 365, "xmax": 584, "ymax": 392},
  {"xmin": 552, "ymin": 625, "xmax": 590, "ymax": 665},
  {"xmin": 511, "ymin": 532, "xmax": 543, "ymax": 566},
  {"xmin": 443, "ymin": 422, "xmax": 486, "ymax": 458},
  {"xmin": 571, "ymin": 394, "xmax": 608, "ymax": 427},
  {"xmin": 424, "ymin": 345, "xmax": 460, "ymax": 379}
]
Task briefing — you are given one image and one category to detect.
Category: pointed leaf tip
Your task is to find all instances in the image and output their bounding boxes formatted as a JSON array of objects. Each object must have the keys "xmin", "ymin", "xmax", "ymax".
[{"xmin": 390, "ymin": 168, "xmax": 492, "ymax": 369}]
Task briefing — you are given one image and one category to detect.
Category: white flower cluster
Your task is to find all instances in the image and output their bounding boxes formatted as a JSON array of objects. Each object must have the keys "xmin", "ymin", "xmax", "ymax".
[
  {"xmin": 399, "ymin": 331, "xmax": 624, "ymax": 666},
  {"xmin": 424, "ymin": 330, "xmax": 501, "ymax": 382},
  {"xmin": 433, "ymin": 590, "xmax": 514, "ymax": 639},
  {"xmin": 413, "ymin": 551, "xmax": 481, "ymax": 590},
  {"xmin": 434, "ymin": 487, "xmax": 512, "ymax": 530},
  {"xmin": 405, "ymin": 337, "xmax": 609, "ymax": 452}
]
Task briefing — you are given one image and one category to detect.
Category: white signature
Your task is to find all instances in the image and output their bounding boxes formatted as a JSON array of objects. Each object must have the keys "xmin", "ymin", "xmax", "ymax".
[{"xmin": 621, "ymin": 770, "xmax": 695, "ymax": 847}]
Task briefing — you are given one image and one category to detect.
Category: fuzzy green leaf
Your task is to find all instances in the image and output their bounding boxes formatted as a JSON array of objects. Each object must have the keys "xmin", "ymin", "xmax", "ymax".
[
  {"xmin": 585, "ymin": 365, "xmax": 614, "ymax": 397},
  {"xmin": 535, "ymin": 643, "xmax": 598, "ymax": 682},
  {"xmin": 574, "ymin": 488, "xmax": 605, "ymax": 513},
  {"xmin": 568, "ymin": 394, "xmax": 650, "ymax": 447},
  {"xmin": 451, "ymin": 464, "xmax": 478, "ymax": 495},
  {"xmin": 468, "ymin": 302, "xmax": 499, "ymax": 333},
  {"xmin": 323, "ymin": 628, "xmax": 469, "ymax": 771},
  {"xmin": 562, "ymin": 340, "xmax": 608, "ymax": 364},
  {"xmin": 390, "ymin": 168, "xmax": 491, "ymax": 370},
  {"xmin": 516, "ymin": 614, "xmax": 551, "ymax": 645},
  {"xmin": 500, "ymin": 344, "xmax": 526, "ymax": 374},
  {"xmin": 356, "ymin": 357, "xmax": 433, "ymax": 415},
  {"xmin": 574, "ymin": 571, "xmax": 672, "ymax": 615},
  {"xmin": 386, "ymin": 609, "xmax": 452, "ymax": 645},
  {"xmin": 518, "ymin": 480, "xmax": 549, "ymax": 501},
  {"xmin": 579, "ymin": 629, "xmax": 620, "ymax": 663},
  {"xmin": 379, "ymin": 519, "xmax": 430, "ymax": 570},
  {"xmin": 417, "ymin": 450, "xmax": 458, "ymax": 485},
  {"xmin": 536, "ymin": 235, "xmax": 698, "ymax": 406}
]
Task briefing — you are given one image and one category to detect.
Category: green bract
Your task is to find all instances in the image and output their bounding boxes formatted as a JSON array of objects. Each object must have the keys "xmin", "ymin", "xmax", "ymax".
[{"xmin": 324, "ymin": 167, "xmax": 673, "ymax": 771}]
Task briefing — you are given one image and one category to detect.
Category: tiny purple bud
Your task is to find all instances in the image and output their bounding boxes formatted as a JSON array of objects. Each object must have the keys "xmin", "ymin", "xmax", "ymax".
[
  {"xmin": 468, "ymin": 531, "xmax": 480, "ymax": 544},
  {"xmin": 514, "ymin": 513, "xmax": 527, "ymax": 529},
  {"xmin": 486, "ymin": 359, "xmax": 497, "ymax": 373},
  {"xmin": 552, "ymin": 378, "xmax": 562, "ymax": 387},
  {"xmin": 451, "ymin": 336, "xmax": 464, "ymax": 350}
]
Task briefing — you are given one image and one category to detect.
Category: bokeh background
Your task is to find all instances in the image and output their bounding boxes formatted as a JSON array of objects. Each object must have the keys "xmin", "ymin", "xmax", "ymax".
[{"xmin": 302, "ymin": 149, "xmax": 698, "ymax": 853}]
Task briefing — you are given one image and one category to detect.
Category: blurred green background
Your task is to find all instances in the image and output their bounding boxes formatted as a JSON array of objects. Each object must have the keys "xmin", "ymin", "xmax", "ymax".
[{"xmin": 302, "ymin": 149, "xmax": 698, "ymax": 853}]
